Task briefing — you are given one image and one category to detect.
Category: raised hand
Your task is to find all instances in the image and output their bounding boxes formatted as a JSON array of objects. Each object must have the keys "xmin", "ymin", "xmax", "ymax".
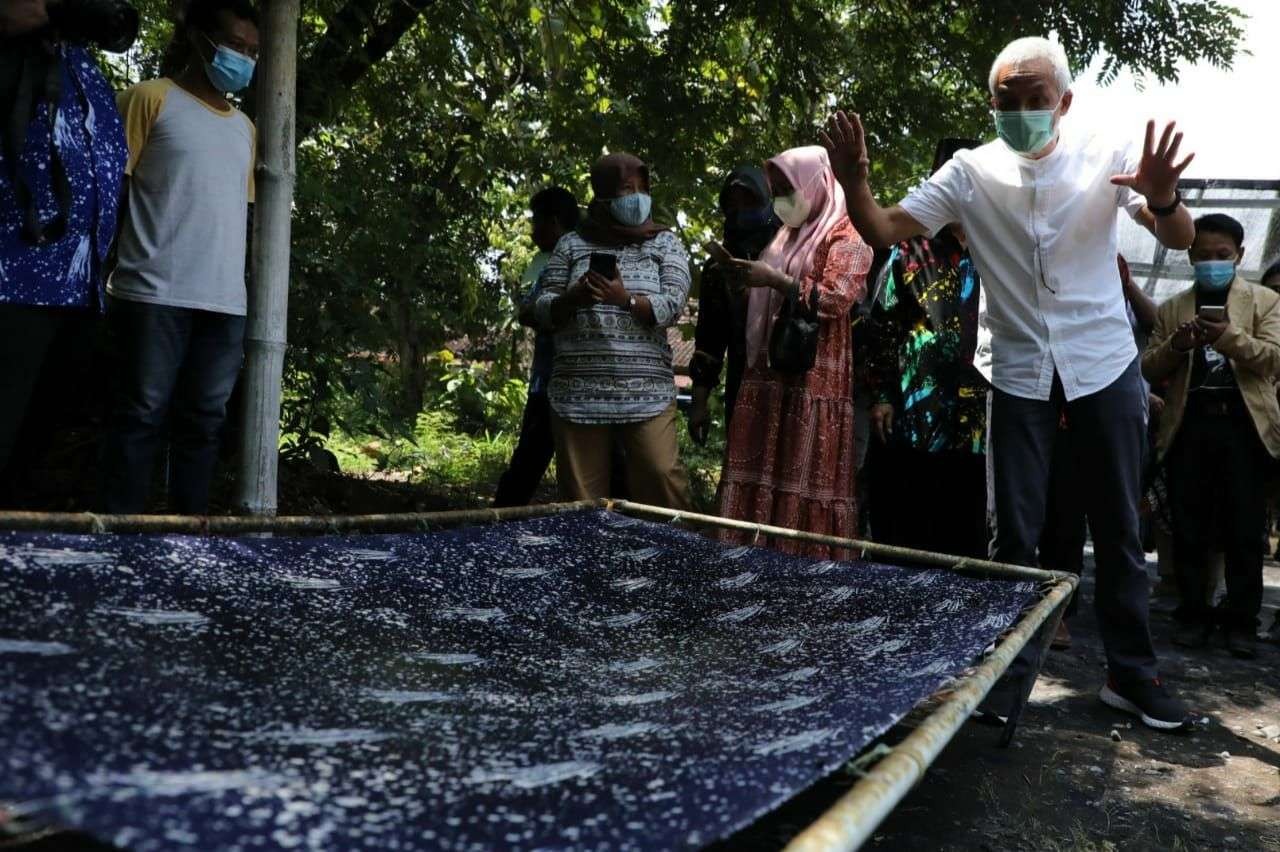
[
  {"xmin": 1110, "ymin": 120, "xmax": 1195, "ymax": 207},
  {"xmin": 820, "ymin": 110, "xmax": 871, "ymax": 188}
]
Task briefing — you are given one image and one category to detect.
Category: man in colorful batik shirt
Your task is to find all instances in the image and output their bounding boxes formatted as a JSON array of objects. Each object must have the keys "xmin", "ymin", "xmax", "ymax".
[{"xmin": 864, "ymin": 138, "xmax": 987, "ymax": 559}]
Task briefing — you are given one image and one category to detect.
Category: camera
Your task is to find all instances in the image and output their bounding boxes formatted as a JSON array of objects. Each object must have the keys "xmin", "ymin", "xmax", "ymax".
[{"xmin": 47, "ymin": 0, "xmax": 139, "ymax": 52}]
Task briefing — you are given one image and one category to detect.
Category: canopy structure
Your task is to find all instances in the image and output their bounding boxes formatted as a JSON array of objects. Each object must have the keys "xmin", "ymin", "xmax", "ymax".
[
  {"xmin": 1119, "ymin": 178, "xmax": 1280, "ymax": 302},
  {"xmin": 0, "ymin": 502, "xmax": 1073, "ymax": 851}
]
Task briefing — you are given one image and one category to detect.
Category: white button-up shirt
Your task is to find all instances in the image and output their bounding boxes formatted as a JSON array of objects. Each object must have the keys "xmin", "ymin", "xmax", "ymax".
[{"xmin": 899, "ymin": 127, "xmax": 1147, "ymax": 401}]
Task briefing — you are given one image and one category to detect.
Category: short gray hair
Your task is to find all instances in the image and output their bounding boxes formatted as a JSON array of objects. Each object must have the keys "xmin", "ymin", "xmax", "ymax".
[{"xmin": 988, "ymin": 37, "xmax": 1072, "ymax": 96}]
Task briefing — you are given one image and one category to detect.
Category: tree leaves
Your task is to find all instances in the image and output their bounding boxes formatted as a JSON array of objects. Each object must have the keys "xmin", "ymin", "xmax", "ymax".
[{"xmin": 111, "ymin": 0, "xmax": 1246, "ymax": 440}]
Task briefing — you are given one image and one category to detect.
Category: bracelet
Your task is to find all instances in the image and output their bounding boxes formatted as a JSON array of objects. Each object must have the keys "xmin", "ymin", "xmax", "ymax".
[{"xmin": 1148, "ymin": 189, "xmax": 1182, "ymax": 218}]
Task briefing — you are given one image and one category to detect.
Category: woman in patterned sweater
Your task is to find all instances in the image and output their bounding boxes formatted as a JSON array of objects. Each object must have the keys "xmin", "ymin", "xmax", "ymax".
[
  {"xmin": 715, "ymin": 146, "xmax": 873, "ymax": 558},
  {"xmin": 534, "ymin": 153, "xmax": 693, "ymax": 509}
]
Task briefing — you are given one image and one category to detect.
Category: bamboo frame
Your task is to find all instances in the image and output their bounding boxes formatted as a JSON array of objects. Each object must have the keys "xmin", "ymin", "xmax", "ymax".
[
  {"xmin": 236, "ymin": 0, "xmax": 300, "ymax": 517},
  {"xmin": 0, "ymin": 500, "xmax": 1074, "ymax": 852},
  {"xmin": 0, "ymin": 501, "xmax": 597, "ymax": 535},
  {"xmin": 607, "ymin": 499, "xmax": 1073, "ymax": 585},
  {"xmin": 784, "ymin": 581, "xmax": 1073, "ymax": 851}
]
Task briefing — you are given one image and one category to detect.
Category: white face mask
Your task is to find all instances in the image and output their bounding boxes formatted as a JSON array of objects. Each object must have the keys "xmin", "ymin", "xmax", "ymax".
[{"xmin": 772, "ymin": 191, "xmax": 811, "ymax": 229}]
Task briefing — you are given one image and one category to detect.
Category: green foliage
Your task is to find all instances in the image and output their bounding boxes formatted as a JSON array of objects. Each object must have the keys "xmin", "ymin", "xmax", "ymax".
[
  {"xmin": 322, "ymin": 410, "xmax": 526, "ymax": 506},
  {"xmin": 111, "ymin": 0, "xmax": 1246, "ymax": 459},
  {"xmin": 429, "ymin": 352, "xmax": 529, "ymax": 436},
  {"xmin": 677, "ymin": 389, "xmax": 728, "ymax": 515}
]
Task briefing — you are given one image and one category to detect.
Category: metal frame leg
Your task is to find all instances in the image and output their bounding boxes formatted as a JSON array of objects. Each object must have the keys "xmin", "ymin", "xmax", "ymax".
[{"xmin": 999, "ymin": 595, "xmax": 1070, "ymax": 746}]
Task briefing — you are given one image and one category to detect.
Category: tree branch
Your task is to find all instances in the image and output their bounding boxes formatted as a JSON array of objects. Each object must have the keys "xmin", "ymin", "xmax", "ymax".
[{"xmin": 296, "ymin": 0, "xmax": 438, "ymax": 138}]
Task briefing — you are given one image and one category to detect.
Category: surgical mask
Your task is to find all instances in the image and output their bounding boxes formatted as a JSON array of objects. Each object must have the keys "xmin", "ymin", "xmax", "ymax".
[
  {"xmin": 203, "ymin": 36, "xmax": 256, "ymax": 93},
  {"xmin": 609, "ymin": 192, "xmax": 652, "ymax": 226},
  {"xmin": 1193, "ymin": 260, "xmax": 1236, "ymax": 292},
  {"xmin": 993, "ymin": 102, "xmax": 1059, "ymax": 156},
  {"xmin": 773, "ymin": 191, "xmax": 811, "ymax": 229}
]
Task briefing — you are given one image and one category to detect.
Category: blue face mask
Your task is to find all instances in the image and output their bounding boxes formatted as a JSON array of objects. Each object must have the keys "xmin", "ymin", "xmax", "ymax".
[
  {"xmin": 1194, "ymin": 260, "xmax": 1236, "ymax": 292},
  {"xmin": 609, "ymin": 192, "xmax": 652, "ymax": 227},
  {"xmin": 993, "ymin": 104, "xmax": 1058, "ymax": 156},
  {"xmin": 204, "ymin": 36, "xmax": 256, "ymax": 94}
]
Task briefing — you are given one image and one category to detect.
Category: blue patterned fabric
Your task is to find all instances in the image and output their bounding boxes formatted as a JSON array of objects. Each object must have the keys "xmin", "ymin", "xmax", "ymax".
[
  {"xmin": 0, "ymin": 46, "xmax": 127, "ymax": 310},
  {"xmin": 0, "ymin": 510, "xmax": 1036, "ymax": 850}
]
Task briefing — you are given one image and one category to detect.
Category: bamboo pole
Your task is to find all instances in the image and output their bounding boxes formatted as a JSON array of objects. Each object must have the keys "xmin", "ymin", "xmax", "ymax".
[
  {"xmin": 236, "ymin": 0, "xmax": 299, "ymax": 516},
  {"xmin": 784, "ymin": 578, "xmax": 1076, "ymax": 852},
  {"xmin": 0, "ymin": 501, "xmax": 599, "ymax": 535},
  {"xmin": 608, "ymin": 500, "xmax": 1069, "ymax": 585}
]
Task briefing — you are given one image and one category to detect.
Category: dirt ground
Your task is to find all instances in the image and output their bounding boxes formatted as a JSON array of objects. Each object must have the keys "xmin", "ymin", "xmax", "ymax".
[{"xmin": 721, "ymin": 557, "xmax": 1280, "ymax": 851}]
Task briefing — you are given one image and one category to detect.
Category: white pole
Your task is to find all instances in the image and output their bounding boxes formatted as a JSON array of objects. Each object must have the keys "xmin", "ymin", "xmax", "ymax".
[{"xmin": 237, "ymin": 0, "xmax": 298, "ymax": 516}]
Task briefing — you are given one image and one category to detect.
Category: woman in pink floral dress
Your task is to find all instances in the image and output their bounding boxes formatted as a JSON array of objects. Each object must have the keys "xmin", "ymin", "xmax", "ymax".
[{"xmin": 716, "ymin": 146, "xmax": 872, "ymax": 559}]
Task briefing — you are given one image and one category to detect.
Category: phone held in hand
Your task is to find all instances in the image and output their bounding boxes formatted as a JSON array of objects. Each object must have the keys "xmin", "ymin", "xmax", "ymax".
[
  {"xmin": 589, "ymin": 252, "xmax": 618, "ymax": 280},
  {"xmin": 1197, "ymin": 305, "xmax": 1226, "ymax": 323},
  {"xmin": 704, "ymin": 240, "xmax": 734, "ymax": 266}
]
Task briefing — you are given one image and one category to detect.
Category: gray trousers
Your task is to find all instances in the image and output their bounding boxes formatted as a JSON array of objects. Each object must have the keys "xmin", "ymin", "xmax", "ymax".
[{"xmin": 990, "ymin": 357, "xmax": 1157, "ymax": 684}]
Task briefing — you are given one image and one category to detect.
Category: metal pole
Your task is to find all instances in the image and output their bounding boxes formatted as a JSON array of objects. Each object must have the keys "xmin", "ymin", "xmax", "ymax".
[{"xmin": 236, "ymin": 0, "xmax": 299, "ymax": 516}]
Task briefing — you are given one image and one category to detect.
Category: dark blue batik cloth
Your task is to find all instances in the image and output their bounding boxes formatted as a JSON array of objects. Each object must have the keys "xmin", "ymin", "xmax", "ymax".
[{"xmin": 0, "ymin": 510, "xmax": 1036, "ymax": 850}]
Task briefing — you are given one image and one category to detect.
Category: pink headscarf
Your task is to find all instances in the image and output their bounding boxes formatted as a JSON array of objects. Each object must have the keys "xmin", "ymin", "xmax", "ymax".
[{"xmin": 745, "ymin": 146, "xmax": 848, "ymax": 368}]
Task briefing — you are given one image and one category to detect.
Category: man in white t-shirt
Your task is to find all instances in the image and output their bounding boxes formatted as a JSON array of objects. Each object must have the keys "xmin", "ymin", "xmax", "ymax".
[
  {"xmin": 821, "ymin": 37, "xmax": 1195, "ymax": 731},
  {"xmin": 99, "ymin": 0, "xmax": 258, "ymax": 514}
]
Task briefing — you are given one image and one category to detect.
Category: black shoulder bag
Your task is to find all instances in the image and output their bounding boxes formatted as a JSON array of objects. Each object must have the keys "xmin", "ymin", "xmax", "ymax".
[{"xmin": 767, "ymin": 285, "xmax": 820, "ymax": 374}]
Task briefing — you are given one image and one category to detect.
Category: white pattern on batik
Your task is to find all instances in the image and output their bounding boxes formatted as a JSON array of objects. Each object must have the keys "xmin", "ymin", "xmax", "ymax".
[
  {"xmin": 0, "ymin": 510, "xmax": 1038, "ymax": 851},
  {"xmin": 0, "ymin": 47, "xmax": 126, "ymax": 310}
]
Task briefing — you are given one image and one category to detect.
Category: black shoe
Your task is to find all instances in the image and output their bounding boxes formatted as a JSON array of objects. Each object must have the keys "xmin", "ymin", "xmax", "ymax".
[
  {"xmin": 1225, "ymin": 628, "xmax": 1257, "ymax": 660},
  {"xmin": 1099, "ymin": 677, "xmax": 1191, "ymax": 732},
  {"xmin": 1173, "ymin": 621, "xmax": 1212, "ymax": 649}
]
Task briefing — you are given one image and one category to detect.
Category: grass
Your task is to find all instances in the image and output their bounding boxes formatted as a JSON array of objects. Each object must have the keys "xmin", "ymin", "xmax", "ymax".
[{"xmin": 323, "ymin": 410, "xmax": 528, "ymax": 507}]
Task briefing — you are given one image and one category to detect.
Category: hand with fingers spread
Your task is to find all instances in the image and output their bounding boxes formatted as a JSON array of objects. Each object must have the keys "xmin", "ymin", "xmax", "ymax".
[
  {"xmin": 1110, "ymin": 120, "xmax": 1195, "ymax": 208},
  {"xmin": 819, "ymin": 110, "xmax": 871, "ymax": 188}
]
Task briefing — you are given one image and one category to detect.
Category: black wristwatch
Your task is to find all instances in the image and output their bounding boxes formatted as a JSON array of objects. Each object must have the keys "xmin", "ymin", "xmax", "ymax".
[{"xmin": 1149, "ymin": 189, "xmax": 1182, "ymax": 218}]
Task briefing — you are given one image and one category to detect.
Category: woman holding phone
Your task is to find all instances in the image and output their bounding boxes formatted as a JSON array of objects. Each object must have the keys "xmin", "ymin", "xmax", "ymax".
[
  {"xmin": 534, "ymin": 152, "xmax": 693, "ymax": 509},
  {"xmin": 715, "ymin": 146, "xmax": 873, "ymax": 558}
]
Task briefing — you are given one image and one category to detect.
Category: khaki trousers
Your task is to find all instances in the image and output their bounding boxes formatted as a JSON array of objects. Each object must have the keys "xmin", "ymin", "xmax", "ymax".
[{"xmin": 551, "ymin": 404, "xmax": 692, "ymax": 511}]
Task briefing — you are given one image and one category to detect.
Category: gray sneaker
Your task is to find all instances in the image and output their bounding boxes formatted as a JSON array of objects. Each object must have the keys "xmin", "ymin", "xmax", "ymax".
[{"xmin": 1100, "ymin": 677, "xmax": 1191, "ymax": 732}]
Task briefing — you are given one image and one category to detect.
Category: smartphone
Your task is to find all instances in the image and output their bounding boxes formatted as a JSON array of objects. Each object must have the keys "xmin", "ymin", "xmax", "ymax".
[
  {"xmin": 705, "ymin": 240, "xmax": 735, "ymax": 265},
  {"xmin": 589, "ymin": 252, "xmax": 618, "ymax": 279},
  {"xmin": 1197, "ymin": 305, "xmax": 1226, "ymax": 322}
]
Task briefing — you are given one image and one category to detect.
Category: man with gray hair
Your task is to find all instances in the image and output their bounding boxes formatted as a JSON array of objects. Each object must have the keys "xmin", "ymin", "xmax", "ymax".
[{"xmin": 822, "ymin": 36, "xmax": 1195, "ymax": 730}]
